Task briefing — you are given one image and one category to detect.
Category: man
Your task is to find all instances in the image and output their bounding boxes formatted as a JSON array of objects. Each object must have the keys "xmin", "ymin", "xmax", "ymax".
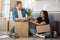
[
  {"xmin": 12, "ymin": 1, "xmax": 27, "ymax": 21},
  {"xmin": 10, "ymin": 1, "xmax": 27, "ymax": 33}
]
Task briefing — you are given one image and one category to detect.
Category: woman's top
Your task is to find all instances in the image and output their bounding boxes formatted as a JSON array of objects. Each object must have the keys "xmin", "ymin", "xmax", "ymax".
[{"xmin": 37, "ymin": 17, "xmax": 49, "ymax": 24}]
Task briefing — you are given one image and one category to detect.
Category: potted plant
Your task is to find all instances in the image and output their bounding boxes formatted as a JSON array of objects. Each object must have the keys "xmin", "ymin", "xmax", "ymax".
[{"xmin": 26, "ymin": 8, "xmax": 32, "ymax": 20}]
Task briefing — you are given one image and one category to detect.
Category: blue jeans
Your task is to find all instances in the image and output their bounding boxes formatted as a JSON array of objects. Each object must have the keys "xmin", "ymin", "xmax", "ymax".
[
  {"xmin": 9, "ymin": 26, "xmax": 15, "ymax": 33},
  {"xmin": 29, "ymin": 23, "xmax": 37, "ymax": 35},
  {"xmin": 10, "ymin": 23, "xmax": 51, "ymax": 37},
  {"xmin": 29, "ymin": 23, "xmax": 51, "ymax": 37},
  {"xmin": 43, "ymin": 32, "xmax": 51, "ymax": 38},
  {"xmin": 30, "ymin": 26, "xmax": 37, "ymax": 35}
]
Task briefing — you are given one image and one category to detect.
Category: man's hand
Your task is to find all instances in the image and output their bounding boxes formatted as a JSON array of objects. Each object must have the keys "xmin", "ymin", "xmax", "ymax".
[
  {"xmin": 15, "ymin": 18, "xmax": 28, "ymax": 21},
  {"xmin": 22, "ymin": 17, "xmax": 28, "ymax": 21},
  {"xmin": 15, "ymin": 18, "xmax": 23, "ymax": 21}
]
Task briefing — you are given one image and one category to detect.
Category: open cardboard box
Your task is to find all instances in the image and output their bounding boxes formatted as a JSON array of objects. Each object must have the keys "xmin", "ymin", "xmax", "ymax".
[
  {"xmin": 36, "ymin": 24, "xmax": 50, "ymax": 33},
  {"xmin": 9, "ymin": 20, "xmax": 29, "ymax": 37},
  {"xmin": 15, "ymin": 22, "xmax": 29, "ymax": 37}
]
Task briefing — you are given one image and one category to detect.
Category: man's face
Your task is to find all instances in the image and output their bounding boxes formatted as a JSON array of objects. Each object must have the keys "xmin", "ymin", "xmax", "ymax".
[{"xmin": 17, "ymin": 3, "xmax": 22, "ymax": 10}]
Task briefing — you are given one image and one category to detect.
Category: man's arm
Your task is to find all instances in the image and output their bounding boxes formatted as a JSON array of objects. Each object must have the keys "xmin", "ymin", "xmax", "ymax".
[{"xmin": 15, "ymin": 9, "xmax": 27, "ymax": 21}]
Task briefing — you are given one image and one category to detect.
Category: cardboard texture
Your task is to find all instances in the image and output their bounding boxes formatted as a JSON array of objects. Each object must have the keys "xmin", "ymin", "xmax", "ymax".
[
  {"xmin": 0, "ymin": 0, "xmax": 2, "ymax": 17},
  {"xmin": 36, "ymin": 24, "xmax": 50, "ymax": 33},
  {"xmin": 0, "ymin": 20, "xmax": 8, "ymax": 31},
  {"xmin": 0, "ymin": 13, "xmax": 2, "ymax": 17},
  {"xmin": 15, "ymin": 22, "xmax": 29, "ymax": 37},
  {"xmin": 9, "ymin": 21, "xmax": 15, "ymax": 31}
]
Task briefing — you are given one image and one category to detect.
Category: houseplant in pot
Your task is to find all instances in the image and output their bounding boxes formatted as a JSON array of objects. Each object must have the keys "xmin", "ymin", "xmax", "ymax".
[{"xmin": 26, "ymin": 8, "xmax": 32, "ymax": 20}]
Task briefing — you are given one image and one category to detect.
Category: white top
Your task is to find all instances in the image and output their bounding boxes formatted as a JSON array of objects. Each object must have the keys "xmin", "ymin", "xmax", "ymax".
[
  {"xmin": 17, "ymin": 10, "xmax": 23, "ymax": 18},
  {"xmin": 16, "ymin": 7, "xmax": 23, "ymax": 18}
]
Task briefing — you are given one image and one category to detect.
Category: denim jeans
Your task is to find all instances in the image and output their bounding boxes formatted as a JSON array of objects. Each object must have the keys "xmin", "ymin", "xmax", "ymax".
[
  {"xmin": 29, "ymin": 23, "xmax": 37, "ymax": 35},
  {"xmin": 9, "ymin": 26, "xmax": 15, "ymax": 33},
  {"xmin": 10, "ymin": 23, "xmax": 51, "ymax": 37},
  {"xmin": 29, "ymin": 23, "xmax": 51, "ymax": 37},
  {"xmin": 43, "ymin": 32, "xmax": 51, "ymax": 38}
]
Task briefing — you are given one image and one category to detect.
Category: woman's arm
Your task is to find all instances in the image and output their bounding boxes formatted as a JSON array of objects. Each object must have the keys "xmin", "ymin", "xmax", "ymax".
[
  {"xmin": 39, "ymin": 21, "xmax": 46, "ymax": 25},
  {"xmin": 30, "ymin": 20, "xmax": 37, "ymax": 23},
  {"xmin": 30, "ymin": 20, "xmax": 40, "ymax": 25},
  {"xmin": 39, "ymin": 19, "xmax": 49, "ymax": 25}
]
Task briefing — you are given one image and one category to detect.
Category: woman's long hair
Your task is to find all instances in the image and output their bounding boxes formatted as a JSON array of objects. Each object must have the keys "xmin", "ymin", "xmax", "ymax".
[{"xmin": 40, "ymin": 10, "xmax": 49, "ymax": 19}]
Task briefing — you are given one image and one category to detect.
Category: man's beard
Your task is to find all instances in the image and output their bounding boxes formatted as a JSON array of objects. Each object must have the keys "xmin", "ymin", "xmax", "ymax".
[{"xmin": 19, "ymin": 8, "xmax": 22, "ymax": 10}]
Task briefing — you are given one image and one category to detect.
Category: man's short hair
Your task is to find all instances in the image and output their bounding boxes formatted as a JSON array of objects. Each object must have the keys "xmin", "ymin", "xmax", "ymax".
[{"xmin": 17, "ymin": 1, "xmax": 22, "ymax": 5}]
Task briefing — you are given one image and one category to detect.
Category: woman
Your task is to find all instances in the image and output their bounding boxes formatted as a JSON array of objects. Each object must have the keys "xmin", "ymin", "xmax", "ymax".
[{"xmin": 29, "ymin": 10, "xmax": 51, "ymax": 38}]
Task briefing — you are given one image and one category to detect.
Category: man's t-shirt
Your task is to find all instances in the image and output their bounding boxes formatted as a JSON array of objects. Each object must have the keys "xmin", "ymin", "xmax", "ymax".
[{"xmin": 17, "ymin": 10, "xmax": 23, "ymax": 18}]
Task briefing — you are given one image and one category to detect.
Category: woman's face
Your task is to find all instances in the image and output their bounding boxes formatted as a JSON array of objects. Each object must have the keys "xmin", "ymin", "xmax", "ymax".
[{"xmin": 40, "ymin": 11, "xmax": 45, "ymax": 18}]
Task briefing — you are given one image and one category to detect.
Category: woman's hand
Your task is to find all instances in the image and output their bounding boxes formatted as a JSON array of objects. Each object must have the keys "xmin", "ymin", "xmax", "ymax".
[
  {"xmin": 30, "ymin": 20, "xmax": 40, "ymax": 25},
  {"xmin": 40, "ymin": 21, "xmax": 46, "ymax": 25},
  {"xmin": 29, "ymin": 20, "xmax": 34, "ymax": 23},
  {"xmin": 33, "ymin": 22, "xmax": 39, "ymax": 25},
  {"xmin": 29, "ymin": 20, "xmax": 35, "ymax": 23}
]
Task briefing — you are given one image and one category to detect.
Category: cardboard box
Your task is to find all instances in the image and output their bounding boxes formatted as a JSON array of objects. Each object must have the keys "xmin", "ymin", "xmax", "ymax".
[
  {"xmin": 0, "ymin": 13, "xmax": 2, "ymax": 17},
  {"xmin": 36, "ymin": 24, "xmax": 50, "ymax": 33},
  {"xmin": 0, "ymin": 20, "xmax": 8, "ymax": 31},
  {"xmin": 15, "ymin": 22, "xmax": 29, "ymax": 37},
  {"xmin": 9, "ymin": 21, "xmax": 15, "ymax": 31}
]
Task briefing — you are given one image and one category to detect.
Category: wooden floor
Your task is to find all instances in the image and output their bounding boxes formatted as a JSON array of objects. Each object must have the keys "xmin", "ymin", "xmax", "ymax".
[
  {"xmin": 0, "ymin": 31, "xmax": 60, "ymax": 40},
  {"xmin": 0, "ymin": 37, "xmax": 60, "ymax": 40}
]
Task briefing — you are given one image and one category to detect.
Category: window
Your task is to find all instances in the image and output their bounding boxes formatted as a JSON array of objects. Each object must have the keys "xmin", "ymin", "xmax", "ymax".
[{"xmin": 2, "ymin": 0, "xmax": 10, "ymax": 20}]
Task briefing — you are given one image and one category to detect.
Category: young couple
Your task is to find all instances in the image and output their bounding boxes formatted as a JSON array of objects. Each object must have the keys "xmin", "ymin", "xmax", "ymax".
[{"xmin": 9, "ymin": 1, "xmax": 51, "ymax": 38}]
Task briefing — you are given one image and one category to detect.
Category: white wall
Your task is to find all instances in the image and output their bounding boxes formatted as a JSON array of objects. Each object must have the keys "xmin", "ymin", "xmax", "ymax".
[
  {"xmin": 11, "ymin": 0, "xmax": 60, "ymax": 11},
  {"xmin": 23, "ymin": 0, "xmax": 60, "ymax": 11}
]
